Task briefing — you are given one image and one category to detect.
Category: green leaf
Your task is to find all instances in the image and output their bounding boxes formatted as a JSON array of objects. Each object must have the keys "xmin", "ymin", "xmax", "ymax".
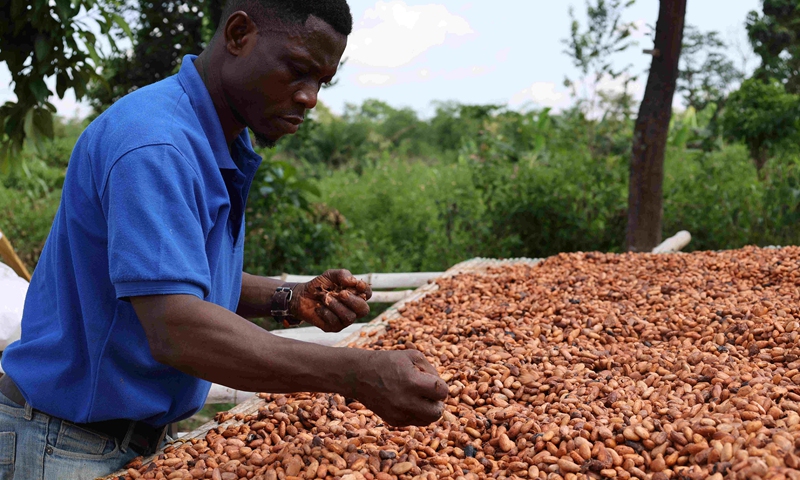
[
  {"xmin": 29, "ymin": 79, "xmax": 50, "ymax": 104},
  {"xmin": 293, "ymin": 180, "xmax": 321, "ymax": 197},
  {"xmin": 56, "ymin": 72, "xmax": 68, "ymax": 99},
  {"xmin": 111, "ymin": 13, "xmax": 134, "ymax": 41},
  {"xmin": 23, "ymin": 108, "xmax": 35, "ymax": 139},
  {"xmin": 32, "ymin": 108, "xmax": 54, "ymax": 139},
  {"xmin": 34, "ymin": 35, "xmax": 51, "ymax": 62},
  {"xmin": 96, "ymin": 17, "xmax": 109, "ymax": 35},
  {"xmin": 71, "ymin": 69, "xmax": 91, "ymax": 99},
  {"xmin": 10, "ymin": 0, "xmax": 26, "ymax": 20},
  {"xmin": 85, "ymin": 40, "xmax": 101, "ymax": 67},
  {"xmin": 0, "ymin": 143, "xmax": 9, "ymax": 175},
  {"xmin": 54, "ymin": 0, "xmax": 72, "ymax": 20},
  {"xmin": 22, "ymin": 108, "xmax": 46, "ymax": 153}
]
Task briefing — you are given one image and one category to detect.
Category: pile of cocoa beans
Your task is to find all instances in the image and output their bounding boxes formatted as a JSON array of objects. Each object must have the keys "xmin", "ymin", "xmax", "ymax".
[{"xmin": 120, "ymin": 246, "xmax": 800, "ymax": 480}]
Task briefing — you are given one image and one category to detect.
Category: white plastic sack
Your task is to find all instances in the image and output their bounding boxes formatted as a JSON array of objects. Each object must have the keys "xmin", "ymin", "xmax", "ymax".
[{"xmin": 0, "ymin": 261, "xmax": 27, "ymax": 352}]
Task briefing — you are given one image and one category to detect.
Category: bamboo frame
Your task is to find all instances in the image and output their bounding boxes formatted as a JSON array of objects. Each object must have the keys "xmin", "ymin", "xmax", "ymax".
[
  {"xmin": 0, "ymin": 230, "xmax": 31, "ymax": 282},
  {"xmin": 651, "ymin": 230, "xmax": 691, "ymax": 254},
  {"xmin": 274, "ymin": 272, "xmax": 443, "ymax": 289}
]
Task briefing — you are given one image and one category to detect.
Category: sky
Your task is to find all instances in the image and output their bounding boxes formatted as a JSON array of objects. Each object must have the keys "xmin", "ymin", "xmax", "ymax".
[{"xmin": 0, "ymin": 0, "xmax": 762, "ymax": 120}]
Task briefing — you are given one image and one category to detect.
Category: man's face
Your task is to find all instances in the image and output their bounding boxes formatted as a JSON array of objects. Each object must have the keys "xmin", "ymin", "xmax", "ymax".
[{"xmin": 221, "ymin": 15, "xmax": 347, "ymax": 148}]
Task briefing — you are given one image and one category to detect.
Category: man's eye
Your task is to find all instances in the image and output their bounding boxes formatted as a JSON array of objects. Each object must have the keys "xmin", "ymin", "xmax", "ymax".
[{"xmin": 291, "ymin": 64, "xmax": 308, "ymax": 77}]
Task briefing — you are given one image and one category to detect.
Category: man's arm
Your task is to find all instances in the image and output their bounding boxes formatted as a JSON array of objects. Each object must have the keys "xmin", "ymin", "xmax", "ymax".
[
  {"xmin": 236, "ymin": 272, "xmax": 283, "ymax": 319},
  {"xmin": 131, "ymin": 294, "xmax": 447, "ymax": 426}
]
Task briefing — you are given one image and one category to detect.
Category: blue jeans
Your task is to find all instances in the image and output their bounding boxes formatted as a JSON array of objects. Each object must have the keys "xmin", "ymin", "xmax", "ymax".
[{"xmin": 0, "ymin": 389, "xmax": 138, "ymax": 480}]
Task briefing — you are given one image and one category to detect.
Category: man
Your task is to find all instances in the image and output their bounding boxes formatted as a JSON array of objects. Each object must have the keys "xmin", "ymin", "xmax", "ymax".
[{"xmin": 0, "ymin": 1, "xmax": 448, "ymax": 478}]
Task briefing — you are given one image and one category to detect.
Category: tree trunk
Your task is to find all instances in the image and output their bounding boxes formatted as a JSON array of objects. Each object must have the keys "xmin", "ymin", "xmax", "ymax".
[
  {"xmin": 626, "ymin": 0, "xmax": 687, "ymax": 252},
  {"xmin": 753, "ymin": 146, "xmax": 769, "ymax": 180}
]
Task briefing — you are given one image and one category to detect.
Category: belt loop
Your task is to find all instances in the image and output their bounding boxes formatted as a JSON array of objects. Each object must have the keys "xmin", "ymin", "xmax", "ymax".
[
  {"xmin": 120, "ymin": 421, "xmax": 135, "ymax": 454},
  {"xmin": 23, "ymin": 402, "xmax": 33, "ymax": 421}
]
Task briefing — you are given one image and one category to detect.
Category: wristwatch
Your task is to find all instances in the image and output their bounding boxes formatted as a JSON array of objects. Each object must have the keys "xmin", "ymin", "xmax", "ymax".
[{"xmin": 270, "ymin": 282, "xmax": 301, "ymax": 327}]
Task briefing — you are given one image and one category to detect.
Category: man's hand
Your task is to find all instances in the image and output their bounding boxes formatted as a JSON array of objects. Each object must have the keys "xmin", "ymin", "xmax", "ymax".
[
  {"xmin": 353, "ymin": 350, "xmax": 448, "ymax": 427},
  {"xmin": 290, "ymin": 269, "xmax": 372, "ymax": 332}
]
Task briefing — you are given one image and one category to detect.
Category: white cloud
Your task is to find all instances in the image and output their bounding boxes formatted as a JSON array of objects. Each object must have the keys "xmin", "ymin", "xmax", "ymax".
[
  {"xmin": 357, "ymin": 73, "xmax": 395, "ymax": 86},
  {"xmin": 631, "ymin": 19, "xmax": 650, "ymax": 40},
  {"xmin": 495, "ymin": 48, "xmax": 510, "ymax": 63},
  {"xmin": 531, "ymin": 74, "xmax": 693, "ymax": 118},
  {"xmin": 345, "ymin": 0, "xmax": 474, "ymax": 68},
  {"xmin": 510, "ymin": 82, "xmax": 570, "ymax": 110},
  {"xmin": 440, "ymin": 64, "xmax": 494, "ymax": 81}
]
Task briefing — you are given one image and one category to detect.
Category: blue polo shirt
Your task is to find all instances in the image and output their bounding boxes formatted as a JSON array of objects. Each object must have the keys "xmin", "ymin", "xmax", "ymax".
[{"xmin": 1, "ymin": 55, "xmax": 262, "ymax": 427}]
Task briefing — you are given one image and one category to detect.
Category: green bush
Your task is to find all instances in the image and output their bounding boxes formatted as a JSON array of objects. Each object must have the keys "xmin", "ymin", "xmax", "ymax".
[
  {"xmin": 243, "ymin": 155, "xmax": 345, "ymax": 276},
  {"xmin": 0, "ymin": 187, "xmax": 61, "ymax": 268},
  {"xmin": 723, "ymin": 78, "xmax": 800, "ymax": 174},
  {"xmin": 0, "ymin": 118, "xmax": 77, "ymax": 268},
  {"xmin": 662, "ymin": 144, "xmax": 762, "ymax": 251},
  {"xmin": 318, "ymin": 154, "xmax": 488, "ymax": 273}
]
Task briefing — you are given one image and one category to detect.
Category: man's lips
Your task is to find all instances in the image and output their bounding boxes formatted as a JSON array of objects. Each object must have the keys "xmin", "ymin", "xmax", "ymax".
[
  {"xmin": 277, "ymin": 116, "xmax": 303, "ymax": 133},
  {"xmin": 282, "ymin": 116, "xmax": 304, "ymax": 125}
]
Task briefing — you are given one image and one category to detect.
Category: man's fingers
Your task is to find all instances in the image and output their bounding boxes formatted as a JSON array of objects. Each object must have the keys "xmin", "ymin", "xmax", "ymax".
[
  {"xmin": 335, "ymin": 290, "xmax": 371, "ymax": 318},
  {"xmin": 326, "ymin": 269, "xmax": 358, "ymax": 287},
  {"xmin": 322, "ymin": 296, "xmax": 357, "ymax": 328},
  {"xmin": 411, "ymin": 370, "xmax": 449, "ymax": 402},
  {"xmin": 361, "ymin": 284, "xmax": 372, "ymax": 301},
  {"xmin": 396, "ymin": 399, "xmax": 445, "ymax": 427},
  {"xmin": 316, "ymin": 307, "xmax": 345, "ymax": 332},
  {"xmin": 420, "ymin": 399, "xmax": 445, "ymax": 423},
  {"xmin": 326, "ymin": 269, "xmax": 372, "ymax": 298},
  {"xmin": 409, "ymin": 352, "xmax": 438, "ymax": 376}
]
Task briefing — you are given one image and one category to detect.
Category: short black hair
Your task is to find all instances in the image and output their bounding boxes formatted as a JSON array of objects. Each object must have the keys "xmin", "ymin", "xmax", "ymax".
[{"xmin": 219, "ymin": 0, "xmax": 353, "ymax": 36}]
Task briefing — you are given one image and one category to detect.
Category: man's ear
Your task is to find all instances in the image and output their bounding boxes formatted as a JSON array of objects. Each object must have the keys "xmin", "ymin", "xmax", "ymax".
[{"xmin": 223, "ymin": 11, "xmax": 258, "ymax": 56}]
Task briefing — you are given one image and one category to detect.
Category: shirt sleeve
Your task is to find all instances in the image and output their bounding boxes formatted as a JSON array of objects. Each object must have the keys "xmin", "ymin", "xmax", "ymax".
[{"xmin": 103, "ymin": 144, "xmax": 211, "ymax": 300}]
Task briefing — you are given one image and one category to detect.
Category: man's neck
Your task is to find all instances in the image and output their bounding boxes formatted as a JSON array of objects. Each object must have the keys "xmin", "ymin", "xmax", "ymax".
[{"xmin": 194, "ymin": 49, "xmax": 247, "ymax": 147}]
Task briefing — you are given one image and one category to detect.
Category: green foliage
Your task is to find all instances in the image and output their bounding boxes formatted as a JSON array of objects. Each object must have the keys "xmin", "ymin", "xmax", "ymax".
[
  {"xmin": 242, "ymin": 153, "xmax": 343, "ymax": 276},
  {"xmin": 747, "ymin": 0, "xmax": 800, "ymax": 93},
  {"xmin": 0, "ymin": 0, "xmax": 130, "ymax": 171},
  {"xmin": 677, "ymin": 25, "xmax": 743, "ymax": 151},
  {"xmin": 276, "ymin": 103, "xmax": 376, "ymax": 168},
  {"xmin": 561, "ymin": 0, "xmax": 638, "ymax": 157},
  {"xmin": 563, "ymin": 0, "xmax": 638, "ymax": 80},
  {"xmin": 88, "ymin": 1, "xmax": 214, "ymax": 114},
  {"xmin": 722, "ymin": 78, "xmax": 800, "ymax": 174},
  {"xmin": 663, "ymin": 145, "xmax": 800, "ymax": 251},
  {"xmin": 679, "ymin": 26, "xmax": 743, "ymax": 112},
  {"xmin": 663, "ymin": 145, "xmax": 763, "ymax": 250},
  {"xmin": 319, "ymin": 157, "xmax": 489, "ymax": 273},
  {"xmin": 9, "ymin": 100, "xmax": 800, "ymax": 285},
  {"xmin": 275, "ymin": 101, "xmax": 508, "ymax": 169},
  {"xmin": 0, "ymin": 117, "xmax": 78, "ymax": 267}
]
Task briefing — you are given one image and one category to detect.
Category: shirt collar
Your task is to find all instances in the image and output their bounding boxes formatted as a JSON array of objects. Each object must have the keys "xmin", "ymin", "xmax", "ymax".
[{"xmin": 177, "ymin": 54, "xmax": 261, "ymax": 173}]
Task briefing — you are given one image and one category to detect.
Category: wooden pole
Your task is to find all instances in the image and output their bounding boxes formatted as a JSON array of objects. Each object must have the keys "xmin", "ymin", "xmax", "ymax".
[
  {"xmin": 0, "ymin": 230, "xmax": 31, "ymax": 282},
  {"xmin": 627, "ymin": 0, "xmax": 687, "ymax": 252}
]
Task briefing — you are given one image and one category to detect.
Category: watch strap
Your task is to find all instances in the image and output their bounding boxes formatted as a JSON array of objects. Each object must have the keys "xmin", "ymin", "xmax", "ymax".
[{"xmin": 270, "ymin": 282, "xmax": 300, "ymax": 327}]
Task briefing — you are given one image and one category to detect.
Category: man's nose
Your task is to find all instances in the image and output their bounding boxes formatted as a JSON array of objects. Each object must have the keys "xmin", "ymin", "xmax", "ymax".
[{"xmin": 294, "ymin": 85, "xmax": 318, "ymax": 110}]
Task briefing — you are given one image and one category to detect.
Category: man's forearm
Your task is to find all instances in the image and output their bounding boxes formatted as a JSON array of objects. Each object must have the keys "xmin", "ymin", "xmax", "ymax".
[
  {"xmin": 237, "ymin": 272, "xmax": 285, "ymax": 319},
  {"xmin": 132, "ymin": 294, "xmax": 369, "ymax": 397}
]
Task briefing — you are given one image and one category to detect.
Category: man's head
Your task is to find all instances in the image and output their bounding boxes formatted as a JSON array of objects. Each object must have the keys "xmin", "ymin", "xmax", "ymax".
[{"xmin": 209, "ymin": 0, "xmax": 352, "ymax": 148}]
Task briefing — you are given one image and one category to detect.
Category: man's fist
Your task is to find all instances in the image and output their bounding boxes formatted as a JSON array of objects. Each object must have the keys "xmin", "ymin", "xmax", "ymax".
[
  {"xmin": 290, "ymin": 269, "xmax": 372, "ymax": 332},
  {"xmin": 356, "ymin": 350, "xmax": 448, "ymax": 427}
]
